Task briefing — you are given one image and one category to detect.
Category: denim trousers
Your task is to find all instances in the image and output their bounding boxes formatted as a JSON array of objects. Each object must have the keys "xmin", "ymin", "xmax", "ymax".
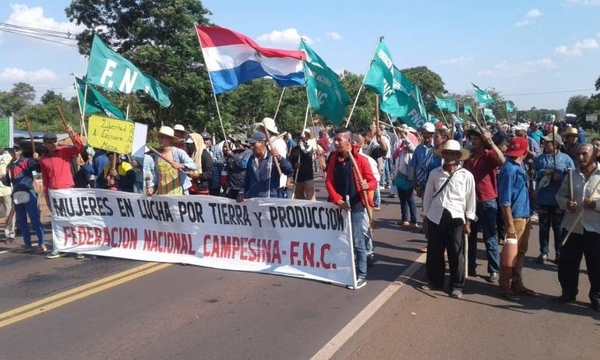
[
  {"xmin": 397, "ymin": 187, "xmax": 417, "ymax": 223},
  {"xmin": 537, "ymin": 205, "xmax": 564, "ymax": 256},
  {"xmin": 351, "ymin": 210, "xmax": 367, "ymax": 279},
  {"xmin": 15, "ymin": 192, "xmax": 45, "ymax": 247},
  {"xmin": 468, "ymin": 199, "xmax": 501, "ymax": 274}
]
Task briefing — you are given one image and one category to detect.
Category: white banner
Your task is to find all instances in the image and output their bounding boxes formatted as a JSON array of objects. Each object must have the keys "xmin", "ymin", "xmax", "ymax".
[{"xmin": 49, "ymin": 189, "xmax": 355, "ymax": 287}]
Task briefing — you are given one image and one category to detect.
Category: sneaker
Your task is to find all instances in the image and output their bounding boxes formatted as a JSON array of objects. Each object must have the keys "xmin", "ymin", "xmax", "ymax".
[
  {"xmin": 39, "ymin": 245, "xmax": 48, "ymax": 253},
  {"xmin": 21, "ymin": 245, "xmax": 33, "ymax": 252},
  {"xmin": 553, "ymin": 253, "xmax": 561, "ymax": 264},
  {"xmin": 367, "ymin": 254, "xmax": 375, "ymax": 268},
  {"xmin": 7, "ymin": 237, "xmax": 15, "ymax": 243},
  {"xmin": 46, "ymin": 251, "xmax": 62, "ymax": 259},
  {"xmin": 536, "ymin": 253, "xmax": 548, "ymax": 264},
  {"xmin": 75, "ymin": 253, "xmax": 85, "ymax": 260},
  {"xmin": 348, "ymin": 277, "xmax": 367, "ymax": 290},
  {"xmin": 488, "ymin": 272, "xmax": 499, "ymax": 283},
  {"xmin": 450, "ymin": 289, "xmax": 463, "ymax": 299}
]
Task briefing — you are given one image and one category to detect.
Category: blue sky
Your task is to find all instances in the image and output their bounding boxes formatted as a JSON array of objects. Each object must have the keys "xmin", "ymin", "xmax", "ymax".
[{"xmin": 1, "ymin": 0, "xmax": 599, "ymax": 112}]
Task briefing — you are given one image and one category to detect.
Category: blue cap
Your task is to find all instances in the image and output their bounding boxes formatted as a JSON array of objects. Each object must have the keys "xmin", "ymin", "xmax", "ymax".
[{"xmin": 248, "ymin": 132, "xmax": 267, "ymax": 144}]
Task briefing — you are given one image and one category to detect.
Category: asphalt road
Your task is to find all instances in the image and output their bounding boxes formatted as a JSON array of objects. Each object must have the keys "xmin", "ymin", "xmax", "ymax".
[{"xmin": 0, "ymin": 181, "xmax": 598, "ymax": 360}]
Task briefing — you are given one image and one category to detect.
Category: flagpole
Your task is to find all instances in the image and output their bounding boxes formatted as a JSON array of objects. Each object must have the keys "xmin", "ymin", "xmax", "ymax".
[
  {"xmin": 72, "ymin": 74, "xmax": 88, "ymax": 138},
  {"xmin": 273, "ymin": 88, "xmax": 286, "ymax": 121},
  {"xmin": 126, "ymin": 103, "xmax": 130, "ymax": 120},
  {"xmin": 194, "ymin": 23, "xmax": 228, "ymax": 142},
  {"xmin": 302, "ymin": 103, "xmax": 310, "ymax": 131},
  {"xmin": 345, "ymin": 36, "xmax": 383, "ymax": 128}
]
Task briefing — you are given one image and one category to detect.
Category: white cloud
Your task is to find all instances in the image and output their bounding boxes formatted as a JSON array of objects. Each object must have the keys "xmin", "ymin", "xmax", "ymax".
[
  {"xmin": 515, "ymin": 20, "xmax": 531, "ymax": 27},
  {"xmin": 0, "ymin": 67, "xmax": 57, "ymax": 82},
  {"xmin": 257, "ymin": 28, "xmax": 312, "ymax": 47},
  {"xmin": 477, "ymin": 58, "xmax": 556, "ymax": 78},
  {"xmin": 555, "ymin": 38, "xmax": 599, "ymax": 56},
  {"xmin": 526, "ymin": 9, "xmax": 543, "ymax": 18},
  {"xmin": 326, "ymin": 32, "xmax": 342, "ymax": 41},
  {"xmin": 439, "ymin": 56, "xmax": 474, "ymax": 66}
]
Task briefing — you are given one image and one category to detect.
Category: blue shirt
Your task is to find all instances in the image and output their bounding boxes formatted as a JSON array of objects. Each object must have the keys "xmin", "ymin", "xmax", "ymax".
[
  {"xmin": 534, "ymin": 151, "xmax": 575, "ymax": 206},
  {"xmin": 410, "ymin": 142, "xmax": 441, "ymax": 187},
  {"xmin": 93, "ymin": 151, "xmax": 109, "ymax": 189},
  {"xmin": 242, "ymin": 152, "xmax": 293, "ymax": 199},
  {"xmin": 527, "ymin": 129, "xmax": 543, "ymax": 144},
  {"xmin": 527, "ymin": 137, "xmax": 541, "ymax": 158},
  {"xmin": 498, "ymin": 158, "xmax": 530, "ymax": 218},
  {"xmin": 7, "ymin": 157, "xmax": 40, "ymax": 193}
]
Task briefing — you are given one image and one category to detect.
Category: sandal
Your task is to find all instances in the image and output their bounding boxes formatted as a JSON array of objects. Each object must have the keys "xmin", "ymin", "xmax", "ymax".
[
  {"xmin": 396, "ymin": 221, "xmax": 410, "ymax": 226},
  {"xmin": 420, "ymin": 246, "xmax": 428, "ymax": 253}
]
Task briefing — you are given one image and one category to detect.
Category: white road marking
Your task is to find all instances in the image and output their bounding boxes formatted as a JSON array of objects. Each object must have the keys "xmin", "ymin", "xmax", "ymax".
[
  {"xmin": 311, "ymin": 254, "xmax": 426, "ymax": 360},
  {"xmin": 0, "ymin": 250, "xmax": 8, "ymax": 255}
]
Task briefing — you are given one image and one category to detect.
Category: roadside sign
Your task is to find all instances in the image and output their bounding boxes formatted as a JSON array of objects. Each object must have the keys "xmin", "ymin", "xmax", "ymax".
[{"xmin": 586, "ymin": 114, "xmax": 597, "ymax": 122}]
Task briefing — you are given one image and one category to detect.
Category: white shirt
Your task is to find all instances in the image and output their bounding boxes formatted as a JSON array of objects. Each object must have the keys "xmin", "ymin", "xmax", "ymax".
[
  {"xmin": 359, "ymin": 149, "xmax": 380, "ymax": 182},
  {"xmin": 0, "ymin": 152, "xmax": 12, "ymax": 197},
  {"xmin": 556, "ymin": 162, "xmax": 600, "ymax": 235},
  {"xmin": 272, "ymin": 136, "xmax": 288, "ymax": 188},
  {"xmin": 422, "ymin": 166, "xmax": 477, "ymax": 225}
]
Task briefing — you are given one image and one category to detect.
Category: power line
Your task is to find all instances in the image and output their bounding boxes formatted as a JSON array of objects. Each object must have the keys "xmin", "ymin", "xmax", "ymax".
[
  {"xmin": 503, "ymin": 88, "xmax": 596, "ymax": 97},
  {"xmin": 0, "ymin": 22, "xmax": 78, "ymax": 37},
  {"xmin": 0, "ymin": 28, "xmax": 78, "ymax": 47}
]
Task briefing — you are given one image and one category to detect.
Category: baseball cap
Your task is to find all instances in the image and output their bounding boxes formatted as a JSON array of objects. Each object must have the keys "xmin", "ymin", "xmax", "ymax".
[
  {"xmin": 421, "ymin": 123, "xmax": 435, "ymax": 133},
  {"xmin": 505, "ymin": 137, "xmax": 528, "ymax": 157},
  {"xmin": 43, "ymin": 133, "xmax": 58, "ymax": 142},
  {"xmin": 248, "ymin": 132, "xmax": 267, "ymax": 144}
]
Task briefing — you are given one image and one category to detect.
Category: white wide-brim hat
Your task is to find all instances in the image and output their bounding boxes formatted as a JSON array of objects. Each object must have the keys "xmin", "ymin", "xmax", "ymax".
[
  {"xmin": 434, "ymin": 139, "xmax": 470, "ymax": 161},
  {"xmin": 158, "ymin": 126, "xmax": 176, "ymax": 138}
]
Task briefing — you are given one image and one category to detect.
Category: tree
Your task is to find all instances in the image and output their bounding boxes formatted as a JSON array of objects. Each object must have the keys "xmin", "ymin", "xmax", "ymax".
[
  {"xmin": 0, "ymin": 82, "xmax": 36, "ymax": 116},
  {"xmin": 66, "ymin": 0, "xmax": 214, "ymax": 130},
  {"xmin": 566, "ymin": 95, "xmax": 589, "ymax": 119},
  {"xmin": 41, "ymin": 90, "xmax": 66, "ymax": 105},
  {"xmin": 401, "ymin": 66, "xmax": 446, "ymax": 110}
]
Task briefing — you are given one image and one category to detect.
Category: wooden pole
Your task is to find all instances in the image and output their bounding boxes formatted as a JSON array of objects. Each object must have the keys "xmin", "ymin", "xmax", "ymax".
[
  {"xmin": 346, "ymin": 150, "xmax": 372, "ymax": 223},
  {"xmin": 273, "ymin": 88, "xmax": 286, "ymax": 122},
  {"xmin": 145, "ymin": 145, "xmax": 179, "ymax": 170},
  {"xmin": 55, "ymin": 106, "xmax": 75, "ymax": 144},
  {"xmin": 560, "ymin": 178, "xmax": 600, "ymax": 247}
]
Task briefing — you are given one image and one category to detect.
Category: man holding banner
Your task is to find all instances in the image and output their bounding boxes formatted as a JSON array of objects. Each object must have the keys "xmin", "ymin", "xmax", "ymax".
[
  {"xmin": 40, "ymin": 128, "xmax": 85, "ymax": 259},
  {"xmin": 326, "ymin": 129, "xmax": 377, "ymax": 289}
]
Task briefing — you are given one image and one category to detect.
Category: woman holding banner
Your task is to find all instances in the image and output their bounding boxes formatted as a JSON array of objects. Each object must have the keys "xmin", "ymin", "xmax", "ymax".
[{"xmin": 148, "ymin": 126, "xmax": 196, "ymax": 196}]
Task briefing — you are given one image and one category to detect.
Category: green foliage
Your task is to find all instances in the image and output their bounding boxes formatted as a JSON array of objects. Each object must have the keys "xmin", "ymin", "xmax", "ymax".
[
  {"xmin": 66, "ymin": 0, "xmax": 214, "ymax": 129},
  {"xmin": 0, "ymin": 82, "xmax": 36, "ymax": 116},
  {"xmin": 401, "ymin": 66, "xmax": 446, "ymax": 110}
]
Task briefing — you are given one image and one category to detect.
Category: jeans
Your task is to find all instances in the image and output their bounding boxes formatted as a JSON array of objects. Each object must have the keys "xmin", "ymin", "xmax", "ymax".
[
  {"xmin": 15, "ymin": 192, "xmax": 45, "ymax": 247},
  {"xmin": 351, "ymin": 211, "xmax": 367, "ymax": 279},
  {"xmin": 537, "ymin": 205, "xmax": 564, "ymax": 257},
  {"xmin": 381, "ymin": 158, "xmax": 391, "ymax": 187},
  {"xmin": 373, "ymin": 187, "xmax": 381, "ymax": 207},
  {"xmin": 468, "ymin": 200, "xmax": 501, "ymax": 274},
  {"xmin": 397, "ymin": 187, "xmax": 417, "ymax": 223},
  {"xmin": 363, "ymin": 210, "xmax": 373, "ymax": 255}
]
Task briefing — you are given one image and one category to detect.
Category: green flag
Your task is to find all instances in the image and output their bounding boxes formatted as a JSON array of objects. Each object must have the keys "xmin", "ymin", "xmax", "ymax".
[
  {"xmin": 301, "ymin": 42, "xmax": 350, "ymax": 124},
  {"xmin": 505, "ymin": 101, "xmax": 514, "ymax": 113},
  {"xmin": 363, "ymin": 40, "xmax": 403, "ymax": 117},
  {"xmin": 86, "ymin": 34, "xmax": 171, "ymax": 107},
  {"xmin": 435, "ymin": 96, "xmax": 457, "ymax": 113},
  {"xmin": 483, "ymin": 108, "xmax": 496, "ymax": 120},
  {"xmin": 391, "ymin": 67, "xmax": 427, "ymax": 128},
  {"xmin": 463, "ymin": 104, "xmax": 472, "ymax": 115},
  {"xmin": 75, "ymin": 77, "xmax": 126, "ymax": 120},
  {"xmin": 472, "ymin": 83, "xmax": 493, "ymax": 104}
]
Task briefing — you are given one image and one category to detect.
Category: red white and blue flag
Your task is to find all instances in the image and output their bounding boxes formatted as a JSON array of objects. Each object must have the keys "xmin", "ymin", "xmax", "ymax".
[{"xmin": 195, "ymin": 26, "xmax": 306, "ymax": 94}]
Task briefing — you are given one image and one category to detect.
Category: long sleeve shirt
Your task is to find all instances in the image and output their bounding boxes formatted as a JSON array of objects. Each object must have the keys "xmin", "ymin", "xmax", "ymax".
[
  {"xmin": 534, "ymin": 151, "xmax": 574, "ymax": 206},
  {"xmin": 422, "ymin": 166, "xmax": 476, "ymax": 225},
  {"xmin": 40, "ymin": 134, "xmax": 84, "ymax": 201},
  {"xmin": 241, "ymin": 152, "xmax": 293, "ymax": 199},
  {"xmin": 556, "ymin": 162, "xmax": 600, "ymax": 235},
  {"xmin": 6, "ymin": 157, "xmax": 40, "ymax": 193}
]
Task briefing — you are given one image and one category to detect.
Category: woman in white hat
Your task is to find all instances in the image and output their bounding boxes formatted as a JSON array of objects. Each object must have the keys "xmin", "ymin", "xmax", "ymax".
[
  {"xmin": 184, "ymin": 132, "xmax": 213, "ymax": 195},
  {"xmin": 148, "ymin": 126, "xmax": 197, "ymax": 196}
]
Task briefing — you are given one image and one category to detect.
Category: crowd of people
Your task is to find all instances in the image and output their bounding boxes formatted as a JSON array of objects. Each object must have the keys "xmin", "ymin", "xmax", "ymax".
[{"xmin": 0, "ymin": 116, "xmax": 599, "ymax": 307}]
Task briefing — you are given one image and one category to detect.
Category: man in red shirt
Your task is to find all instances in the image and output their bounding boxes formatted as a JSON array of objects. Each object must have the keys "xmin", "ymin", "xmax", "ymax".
[
  {"xmin": 464, "ymin": 128, "xmax": 505, "ymax": 282},
  {"xmin": 40, "ymin": 126, "xmax": 84, "ymax": 259},
  {"xmin": 325, "ymin": 129, "xmax": 377, "ymax": 289}
]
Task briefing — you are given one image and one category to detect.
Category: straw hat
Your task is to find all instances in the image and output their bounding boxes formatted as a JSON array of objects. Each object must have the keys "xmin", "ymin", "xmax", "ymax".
[
  {"xmin": 173, "ymin": 124, "xmax": 186, "ymax": 132},
  {"xmin": 262, "ymin": 117, "xmax": 279, "ymax": 134},
  {"xmin": 158, "ymin": 126, "xmax": 176, "ymax": 138},
  {"xmin": 542, "ymin": 133, "xmax": 563, "ymax": 145},
  {"xmin": 434, "ymin": 140, "xmax": 470, "ymax": 160},
  {"xmin": 561, "ymin": 127, "xmax": 578, "ymax": 137}
]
